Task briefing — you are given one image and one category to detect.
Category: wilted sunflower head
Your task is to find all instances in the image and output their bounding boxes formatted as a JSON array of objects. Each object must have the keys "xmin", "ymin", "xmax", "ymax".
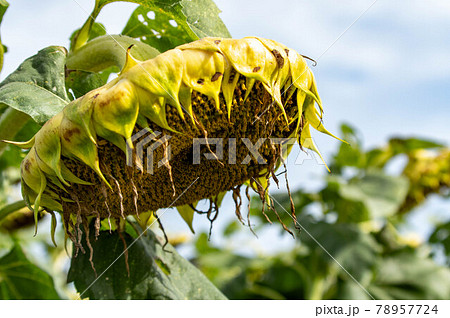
[{"xmin": 9, "ymin": 37, "xmax": 343, "ymax": 245}]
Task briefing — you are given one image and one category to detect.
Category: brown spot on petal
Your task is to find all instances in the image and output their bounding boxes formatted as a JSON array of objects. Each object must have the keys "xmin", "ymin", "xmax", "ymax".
[
  {"xmin": 63, "ymin": 127, "xmax": 81, "ymax": 142},
  {"xmin": 211, "ymin": 72, "xmax": 222, "ymax": 82},
  {"xmin": 197, "ymin": 78, "xmax": 205, "ymax": 85},
  {"xmin": 284, "ymin": 49, "xmax": 289, "ymax": 56},
  {"xmin": 97, "ymin": 99, "xmax": 108, "ymax": 109},
  {"xmin": 253, "ymin": 66, "xmax": 261, "ymax": 73},
  {"xmin": 228, "ymin": 69, "xmax": 237, "ymax": 83},
  {"xmin": 24, "ymin": 160, "xmax": 31, "ymax": 172},
  {"xmin": 271, "ymin": 49, "xmax": 284, "ymax": 68},
  {"xmin": 93, "ymin": 93, "xmax": 100, "ymax": 99},
  {"xmin": 214, "ymin": 40, "xmax": 221, "ymax": 44}
]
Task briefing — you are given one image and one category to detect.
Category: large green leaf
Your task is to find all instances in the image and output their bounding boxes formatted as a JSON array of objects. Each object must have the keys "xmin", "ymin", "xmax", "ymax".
[
  {"xmin": 0, "ymin": 46, "xmax": 70, "ymax": 124},
  {"xmin": 321, "ymin": 179, "xmax": 371, "ymax": 223},
  {"xmin": 68, "ymin": 225, "xmax": 226, "ymax": 300},
  {"xmin": 0, "ymin": 244, "xmax": 61, "ymax": 299},
  {"xmin": 66, "ymin": 35, "xmax": 159, "ymax": 73},
  {"xmin": 122, "ymin": 0, "xmax": 231, "ymax": 52},
  {"xmin": 66, "ymin": 69, "xmax": 112, "ymax": 100},
  {"xmin": 369, "ymin": 251, "xmax": 450, "ymax": 300},
  {"xmin": 181, "ymin": 0, "xmax": 230, "ymax": 38},
  {"xmin": 300, "ymin": 219, "xmax": 380, "ymax": 284},
  {"xmin": 330, "ymin": 170, "xmax": 409, "ymax": 220}
]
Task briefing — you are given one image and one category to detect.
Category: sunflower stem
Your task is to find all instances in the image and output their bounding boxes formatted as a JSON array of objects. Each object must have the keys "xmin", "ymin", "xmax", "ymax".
[{"xmin": 70, "ymin": 0, "xmax": 103, "ymax": 51}]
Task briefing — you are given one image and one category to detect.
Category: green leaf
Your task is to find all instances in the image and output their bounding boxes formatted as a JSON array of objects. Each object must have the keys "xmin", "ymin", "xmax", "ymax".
[
  {"xmin": 332, "ymin": 143, "xmax": 364, "ymax": 171},
  {"xmin": 193, "ymin": 234, "xmax": 258, "ymax": 295},
  {"xmin": 66, "ymin": 35, "xmax": 159, "ymax": 73},
  {"xmin": 194, "ymin": 232, "xmax": 220, "ymax": 254},
  {"xmin": 223, "ymin": 220, "xmax": 241, "ymax": 237},
  {"xmin": 301, "ymin": 219, "xmax": 380, "ymax": 283},
  {"xmin": 68, "ymin": 225, "xmax": 226, "ymax": 299},
  {"xmin": 337, "ymin": 281, "xmax": 372, "ymax": 300},
  {"xmin": 0, "ymin": 244, "xmax": 61, "ymax": 299},
  {"xmin": 321, "ymin": 180, "xmax": 371, "ymax": 223},
  {"xmin": 333, "ymin": 170, "xmax": 409, "ymax": 220},
  {"xmin": 181, "ymin": 0, "xmax": 230, "ymax": 38},
  {"xmin": 0, "ymin": 46, "xmax": 70, "ymax": 124},
  {"xmin": 369, "ymin": 251, "xmax": 450, "ymax": 300},
  {"xmin": 365, "ymin": 137, "xmax": 444, "ymax": 169},
  {"xmin": 66, "ymin": 69, "xmax": 111, "ymax": 100},
  {"xmin": 389, "ymin": 137, "xmax": 444, "ymax": 154},
  {"xmin": 364, "ymin": 148, "xmax": 392, "ymax": 169},
  {"xmin": 122, "ymin": 0, "xmax": 231, "ymax": 53},
  {"xmin": 0, "ymin": 0, "xmax": 8, "ymax": 73}
]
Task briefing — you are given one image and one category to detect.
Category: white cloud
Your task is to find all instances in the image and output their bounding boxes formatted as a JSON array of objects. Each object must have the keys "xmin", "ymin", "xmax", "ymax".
[
  {"xmin": 2, "ymin": 0, "xmax": 449, "ymax": 147},
  {"xmin": 216, "ymin": 0, "xmax": 450, "ymax": 86}
]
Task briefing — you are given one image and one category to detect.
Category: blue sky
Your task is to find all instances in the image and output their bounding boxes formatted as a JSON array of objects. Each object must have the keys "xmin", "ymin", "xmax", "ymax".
[
  {"xmin": 1, "ymin": 0, "xmax": 449, "ymax": 254},
  {"xmin": 3, "ymin": 0, "xmax": 449, "ymax": 148}
]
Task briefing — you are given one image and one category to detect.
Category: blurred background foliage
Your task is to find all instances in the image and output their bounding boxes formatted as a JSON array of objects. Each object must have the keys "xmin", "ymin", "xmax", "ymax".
[
  {"xmin": 0, "ymin": 0, "xmax": 449, "ymax": 299},
  {"xmin": 191, "ymin": 125, "xmax": 450, "ymax": 299}
]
